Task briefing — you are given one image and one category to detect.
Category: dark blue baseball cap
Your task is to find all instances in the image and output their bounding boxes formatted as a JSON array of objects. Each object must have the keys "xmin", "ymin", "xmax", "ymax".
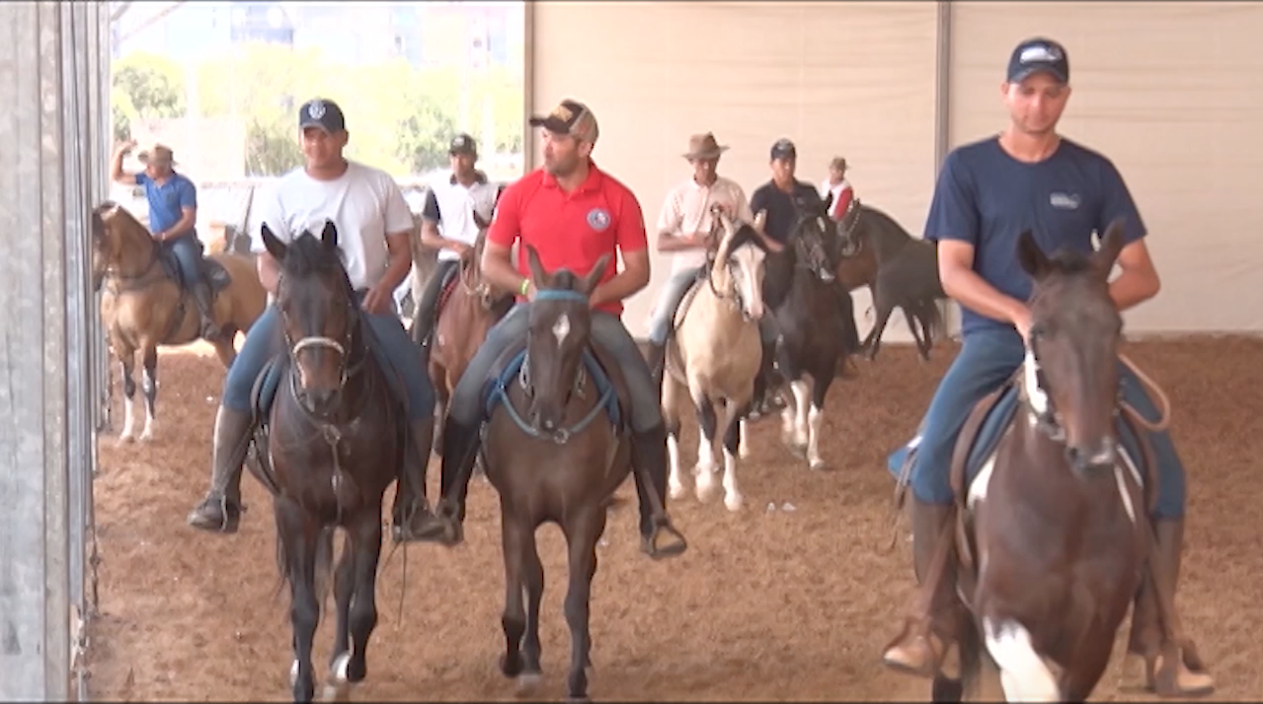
[
  {"xmin": 298, "ymin": 97, "xmax": 346, "ymax": 133},
  {"xmin": 1007, "ymin": 37, "xmax": 1070, "ymax": 84},
  {"xmin": 770, "ymin": 137, "xmax": 797, "ymax": 161}
]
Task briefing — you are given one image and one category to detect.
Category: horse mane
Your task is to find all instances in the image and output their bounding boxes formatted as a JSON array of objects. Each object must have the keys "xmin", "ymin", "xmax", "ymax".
[
  {"xmin": 548, "ymin": 269, "xmax": 583, "ymax": 291},
  {"xmin": 726, "ymin": 222, "xmax": 769, "ymax": 254}
]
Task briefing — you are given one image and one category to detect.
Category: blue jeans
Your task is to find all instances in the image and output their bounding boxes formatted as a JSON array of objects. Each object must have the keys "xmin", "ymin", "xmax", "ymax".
[
  {"xmin": 896, "ymin": 326, "xmax": 1185, "ymax": 519},
  {"xmin": 221, "ymin": 293, "xmax": 434, "ymax": 421},
  {"xmin": 649, "ymin": 266, "xmax": 779, "ymax": 347},
  {"xmin": 448, "ymin": 303, "xmax": 663, "ymax": 432},
  {"xmin": 164, "ymin": 234, "xmax": 202, "ymax": 289}
]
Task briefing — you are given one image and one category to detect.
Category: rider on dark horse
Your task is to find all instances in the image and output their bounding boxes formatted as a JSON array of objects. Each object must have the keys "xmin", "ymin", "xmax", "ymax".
[
  {"xmin": 420, "ymin": 98, "xmax": 687, "ymax": 559},
  {"xmin": 109, "ymin": 139, "xmax": 219, "ymax": 338}
]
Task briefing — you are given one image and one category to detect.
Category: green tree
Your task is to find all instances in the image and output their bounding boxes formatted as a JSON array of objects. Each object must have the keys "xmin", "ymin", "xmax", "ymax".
[{"xmin": 110, "ymin": 50, "xmax": 186, "ymax": 141}]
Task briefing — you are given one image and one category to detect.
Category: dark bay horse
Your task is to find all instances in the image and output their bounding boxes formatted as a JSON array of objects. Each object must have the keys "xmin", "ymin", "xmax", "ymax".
[
  {"xmin": 423, "ymin": 213, "xmax": 513, "ymax": 456},
  {"xmin": 931, "ymin": 221, "xmax": 1169, "ymax": 701},
  {"xmin": 763, "ymin": 198, "xmax": 850, "ymax": 469},
  {"xmin": 479, "ymin": 246, "xmax": 656, "ymax": 701},
  {"xmin": 833, "ymin": 198, "xmax": 946, "ymax": 361},
  {"xmin": 254, "ymin": 222, "xmax": 417, "ymax": 702},
  {"xmin": 91, "ymin": 201, "xmax": 267, "ymax": 443}
]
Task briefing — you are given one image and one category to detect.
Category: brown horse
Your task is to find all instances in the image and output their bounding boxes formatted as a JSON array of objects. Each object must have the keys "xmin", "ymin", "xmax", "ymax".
[
  {"xmin": 424, "ymin": 213, "xmax": 514, "ymax": 455},
  {"xmin": 254, "ymin": 221, "xmax": 419, "ymax": 702},
  {"xmin": 929, "ymin": 222, "xmax": 1172, "ymax": 701},
  {"xmin": 91, "ymin": 201, "xmax": 266, "ymax": 444},
  {"xmin": 478, "ymin": 247, "xmax": 670, "ymax": 701}
]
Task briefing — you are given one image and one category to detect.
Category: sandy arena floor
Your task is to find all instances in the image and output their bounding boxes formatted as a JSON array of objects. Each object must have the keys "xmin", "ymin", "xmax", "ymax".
[{"xmin": 85, "ymin": 335, "xmax": 1263, "ymax": 701}]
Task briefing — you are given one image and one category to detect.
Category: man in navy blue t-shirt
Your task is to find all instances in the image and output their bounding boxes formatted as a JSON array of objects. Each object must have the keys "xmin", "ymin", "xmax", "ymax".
[{"xmin": 880, "ymin": 37, "xmax": 1214, "ymax": 695}]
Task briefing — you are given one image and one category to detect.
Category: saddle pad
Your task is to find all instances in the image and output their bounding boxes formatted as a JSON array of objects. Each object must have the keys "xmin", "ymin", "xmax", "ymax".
[
  {"xmin": 887, "ymin": 383, "xmax": 1149, "ymax": 496},
  {"xmin": 481, "ymin": 341, "xmax": 623, "ymax": 430}
]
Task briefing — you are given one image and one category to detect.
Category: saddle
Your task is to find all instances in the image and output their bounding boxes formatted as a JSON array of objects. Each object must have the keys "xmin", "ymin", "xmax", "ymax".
[
  {"xmin": 480, "ymin": 338, "xmax": 627, "ymax": 438},
  {"xmin": 157, "ymin": 237, "xmax": 232, "ymax": 293}
]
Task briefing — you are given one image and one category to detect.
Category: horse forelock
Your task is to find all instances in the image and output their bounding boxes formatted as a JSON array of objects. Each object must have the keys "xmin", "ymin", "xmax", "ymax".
[{"xmin": 727, "ymin": 223, "xmax": 768, "ymax": 255}]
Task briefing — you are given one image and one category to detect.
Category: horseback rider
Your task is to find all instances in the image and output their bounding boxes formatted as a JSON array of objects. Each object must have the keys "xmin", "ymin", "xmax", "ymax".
[
  {"xmin": 880, "ymin": 37, "xmax": 1214, "ymax": 696},
  {"xmin": 419, "ymin": 98, "xmax": 687, "ymax": 558},
  {"xmin": 819, "ymin": 156, "xmax": 854, "ymax": 222},
  {"xmin": 410, "ymin": 132, "xmax": 505, "ymax": 350},
  {"xmin": 184, "ymin": 97, "xmax": 445, "ymax": 544},
  {"xmin": 109, "ymin": 139, "xmax": 219, "ymax": 338},
  {"xmin": 644, "ymin": 132, "xmax": 782, "ymax": 389}
]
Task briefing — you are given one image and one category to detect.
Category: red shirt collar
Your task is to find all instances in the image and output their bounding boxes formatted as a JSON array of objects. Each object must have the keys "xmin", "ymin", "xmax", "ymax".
[{"xmin": 541, "ymin": 158, "xmax": 603, "ymax": 194}]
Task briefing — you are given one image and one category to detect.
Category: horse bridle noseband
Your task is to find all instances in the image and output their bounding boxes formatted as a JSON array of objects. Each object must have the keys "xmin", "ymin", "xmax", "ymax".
[{"xmin": 283, "ymin": 292, "xmax": 370, "ymax": 420}]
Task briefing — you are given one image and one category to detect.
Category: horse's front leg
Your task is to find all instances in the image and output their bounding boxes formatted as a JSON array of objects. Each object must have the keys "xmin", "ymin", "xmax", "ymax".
[
  {"xmin": 691, "ymin": 390, "xmax": 720, "ymax": 504},
  {"xmin": 662, "ymin": 376, "xmax": 686, "ymax": 500},
  {"xmin": 562, "ymin": 506, "xmax": 606, "ymax": 701},
  {"xmin": 139, "ymin": 344, "xmax": 159, "ymax": 442},
  {"xmin": 806, "ymin": 373, "xmax": 830, "ymax": 470},
  {"xmin": 720, "ymin": 401, "xmax": 749, "ymax": 511},
  {"xmin": 786, "ymin": 379, "xmax": 811, "ymax": 458},
  {"xmin": 327, "ymin": 526, "xmax": 356, "ymax": 695},
  {"xmin": 333, "ymin": 510, "xmax": 382, "ymax": 692},
  {"xmin": 277, "ymin": 501, "xmax": 321, "ymax": 703},
  {"xmin": 499, "ymin": 508, "xmax": 543, "ymax": 695},
  {"xmin": 117, "ymin": 350, "xmax": 137, "ymax": 444}
]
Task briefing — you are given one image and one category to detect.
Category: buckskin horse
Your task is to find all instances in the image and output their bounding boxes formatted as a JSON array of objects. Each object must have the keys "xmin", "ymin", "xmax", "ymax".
[
  {"xmin": 832, "ymin": 198, "xmax": 945, "ymax": 361},
  {"xmin": 91, "ymin": 201, "xmax": 266, "ymax": 444},
  {"xmin": 252, "ymin": 222, "xmax": 419, "ymax": 703},
  {"xmin": 913, "ymin": 222, "xmax": 1188, "ymax": 701},
  {"xmin": 662, "ymin": 208, "xmax": 769, "ymax": 511},
  {"xmin": 421, "ymin": 212, "xmax": 514, "ymax": 456},
  {"xmin": 473, "ymin": 246, "xmax": 677, "ymax": 701},
  {"xmin": 764, "ymin": 197, "xmax": 850, "ymax": 469}
]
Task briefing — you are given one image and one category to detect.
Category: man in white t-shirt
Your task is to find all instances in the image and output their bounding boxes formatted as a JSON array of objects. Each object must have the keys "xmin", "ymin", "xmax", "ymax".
[
  {"xmin": 409, "ymin": 133, "xmax": 506, "ymax": 349},
  {"xmin": 644, "ymin": 133, "xmax": 782, "ymax": 386},
  {"xmin": 185, "ymin": 98, "xmax": 444, "ymax": 543}
]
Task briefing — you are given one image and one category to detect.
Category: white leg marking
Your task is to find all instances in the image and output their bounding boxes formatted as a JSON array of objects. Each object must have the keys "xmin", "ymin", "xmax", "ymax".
[
  {"xmin": 791, "ymin": 380, "xmax": 809, "ymax": 447},
  {"xmin": 967, "ymin": 454, "xmax": 997, "ymax": 511},
  {"xmin": 780, "ymin": 403, "xmax": 794, "ymax": 441},
  {"xmin": 290, "ymin": 658, "xmax": 300, "ymax": 688},
  {"xmin": 721, "ymin": 446, "xmax": 742, "ymax": 511},
  {"xmin": 667, "ymin": 434, "xmax": 685, "ymax": 499},
  {"xmin": 695, "ymin": 431, "xmax": 716, "ymax": 502},
  {"xmin": 807, "ymin": 404, "xmax": 824, "ymax": 469},
  {"xmin": 984, "ymin": 618, "xmax": 1061, "ymax": 702},
  {"xmin": 738, "ymin": 418, "xmax": 750, "ymax": 458},
  {"xmin": 119, "ymin": 396, "xmax": 136, "ymax": 443},
  {"xmin": 140, "ymin": 367, "xmax": 156, "ymax": 442}
]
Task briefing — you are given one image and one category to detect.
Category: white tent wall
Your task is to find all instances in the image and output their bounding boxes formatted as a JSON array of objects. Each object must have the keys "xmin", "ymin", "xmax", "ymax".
[
  {"xmin": 948, "ymin": 1, "xmax": 1263, "ymax": 335},
  {"xmin": 526, "ymin": 1, "xmax": 942, "ymax": 342},
  {"xmin": 0, "ymin": 1, "xmax": 111, "ymax": 700}
]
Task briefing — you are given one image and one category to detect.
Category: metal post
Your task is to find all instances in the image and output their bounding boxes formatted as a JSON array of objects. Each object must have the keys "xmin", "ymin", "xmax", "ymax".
[{"xmin": 932, "ymin": 0, "xmax": 959, "ymax": 340}]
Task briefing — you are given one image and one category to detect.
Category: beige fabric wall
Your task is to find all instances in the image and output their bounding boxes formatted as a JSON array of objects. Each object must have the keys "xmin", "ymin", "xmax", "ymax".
[
  {"xmin": 528, "ymin": 1, "xmax": 940, "ymax": 340},
  {"xmin": 949, "ymin": 1, "xmax": 1263, "ymax": 334}
]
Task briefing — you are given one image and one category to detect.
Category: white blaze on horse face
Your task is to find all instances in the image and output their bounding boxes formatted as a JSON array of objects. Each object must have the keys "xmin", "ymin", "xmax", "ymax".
[
  {"xmin": 984, "ymin": 618, "xmax": 1061, "ymax": 701},
  {"xmin": 734, "ymin": 246, "xmax": 764, "ymax": 319},
  {"xmin": 1023, "ymin": 348, "xmax": 1050, "ymax": 419},
  {"xmin": 552, "ymin": 312, "xmax": 571, "ymax": 347}
]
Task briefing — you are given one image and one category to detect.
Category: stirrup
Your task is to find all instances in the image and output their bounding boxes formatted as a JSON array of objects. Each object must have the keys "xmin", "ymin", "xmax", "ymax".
[
  {"xmin": 880, "ymin": 618, "xmax": 945, "ymax": 679},
  {"xmin": 390, "ymin": 502, "xmax": 447, "ymax": 544},
  {"xmin": 641, "ymin": 516, "xmax": 687, "ymax": 559}
]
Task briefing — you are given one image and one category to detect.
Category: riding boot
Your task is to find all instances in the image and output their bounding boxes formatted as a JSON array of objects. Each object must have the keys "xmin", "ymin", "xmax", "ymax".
[
  {"xmin": 881, "ymin": 497, "xmax": 957, "ymax": 678},
  {"xmin": 431, "ymin": 415, "xmax": 484, "ymax": 546},
  {"xmin": 192, "ymin": 281, "xmax": 221, "ymax": 339},
  {"xmin": 1121, "ymin": 518, "xmax": 1215, "ymax": 696},
  {"xmin": 186, "ymin": 406, "xmax": 253, "ymax": 533},
  {"xmin": 646, "ymin": 340, "xmax": 667, "ymax": 389},
  {"xmin": 629, "ymin": 422, "xmax": 687, "ymax": 559},
  {"xmin": 390, "ymin": 418, "xmax": 447, "ymax": 543}
]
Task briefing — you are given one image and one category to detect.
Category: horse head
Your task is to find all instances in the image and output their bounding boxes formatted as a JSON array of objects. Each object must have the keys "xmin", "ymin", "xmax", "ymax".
[
  {"xmin": 1018, "ymin": 218, "xmax": 1128, "ymax": 474},
  {"xmin": 787, "ymin": 196, "xmax": 839, "ymax": 283},
  {"xmin": 262, "ymin": 220, "xmax": 361, "ymax": 418},
  {"xmin": 522, "ymin": 245, "xmax": 610, "ymax": 436},
  {"xmin": 710, "ymin": 208, "xmax": 769, "ymax": 322},
  {"xmin": 90, "ymin": 200, "xmax": 159, "ymax": 287}
]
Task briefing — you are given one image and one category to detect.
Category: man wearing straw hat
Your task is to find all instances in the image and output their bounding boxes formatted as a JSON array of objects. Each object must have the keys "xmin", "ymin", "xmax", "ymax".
[{"xmin": 645, "ymin": 132, "xmax": 782, "ymax": 389}]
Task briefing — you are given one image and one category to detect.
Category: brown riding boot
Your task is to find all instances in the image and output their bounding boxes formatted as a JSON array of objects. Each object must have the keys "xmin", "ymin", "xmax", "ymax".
[
  {"xmin": 881, "ymin": 497, "xmax": 956, "ymax": 678},
  {"xmin": 391, "ymin": 417, "xmax": 447, "ymax": 543},
  {"xmin": 1121, "ymin": 518, "xmax": 1215, "ymax": 697},
  {"xmin": 186, "ymin": 406, "xmax": 253, "ymax": 533}
]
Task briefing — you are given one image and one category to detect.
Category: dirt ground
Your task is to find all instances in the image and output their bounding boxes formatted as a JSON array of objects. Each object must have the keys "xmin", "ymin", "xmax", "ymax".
[{"xmin": 85, "ymin": 335, "xmax": 1263, "ymax": 702}]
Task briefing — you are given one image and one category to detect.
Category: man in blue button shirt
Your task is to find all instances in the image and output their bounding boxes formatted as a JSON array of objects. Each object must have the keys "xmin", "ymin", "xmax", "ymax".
[{"xmin": 110, "ymin": 140, "xmax": 218, "ymax": 338}]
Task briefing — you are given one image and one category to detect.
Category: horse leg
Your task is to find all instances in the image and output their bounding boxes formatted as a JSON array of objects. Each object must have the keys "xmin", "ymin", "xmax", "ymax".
[
  {"xmin": 277, "ymin": 500, "xmax": 322, "ymax": 703},
  {"xmin": 805, "ymin": 373, "xmax": 831, "ymax": 470},
  {"xmin": 337, "ymin": 511, "xmax": 383, "ymax": 689},
  {"xmin": 692, "ymin": 393, "xmax": 720, "ymax": 504},
  {"xmin": 139, "ymin": 345, "xmax": 159, "ymax": 442},
  {"xmin": 865, "ymin": 297, "xmax": 896, "ymax": 362},
  {"xmin": 326, "ymin": 527, "xmax": 356, "ymax": 697},
  {"xmin": 720, "ymin": 401, "xmax": 748, "ymax": 511},
  {"xmin": 522, "ymin": 523, "xmax": 545, "ymax": 681},
  {"xmin": 902, "ymin": 306, "xmax": 929, "ymax": 362},
  {"xmin": 982, "ymin": 617, "xmax": 1062, "ymax": 701},
  {"xmin": 662, "ymin": 376, "xmax": 686, "ymax": 500},
  {"xmin": 562, "ymin": 507, "xmax": 606, "ymax": 701},
  {"xmin": 499, "ymin": 511, "xmax": 543, "ymax": 694},
  {"xmin": 116, "ymin": 350, "xmax": 137, "ymax": 444},
  {"xmin": 785, "ymin": 380, "xmax": 811, "ymax": 459},
  {"xmin": 210, "ymin": 334, "xmax": 238, "ymax": 369}
]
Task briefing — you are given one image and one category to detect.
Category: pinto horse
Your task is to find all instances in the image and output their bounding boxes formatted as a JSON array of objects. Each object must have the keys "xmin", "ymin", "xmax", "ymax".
[
  {"xmin": 423, "ymin": 212, "xmax": 514, "ymax": 455},
  {"xmin": 91, "ymin": 201, "xmax": 266, "ymax": 444},
  {"xmin": 764, "ymin": 197, "xmax": 851, "ymax": 469},
  {"xmin": 662, "ymin": 208, "xmax": 769, "ymax": 511},
  {"xmin": 253, "ymin": 222, "xmax": 419, "ymax": 703},
  {"xmin": 928, "ymin": 221, "xmax": 1179, "ymax": 701}
]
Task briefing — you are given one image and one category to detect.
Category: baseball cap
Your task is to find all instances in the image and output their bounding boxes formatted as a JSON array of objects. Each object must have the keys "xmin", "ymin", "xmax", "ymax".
[
  {"xmin": 1007, "ymin": 37, "xmax": 1070, "ymax": 84},
  {"xmin": 770, "ymin": 138, "xmax": 797, "ymax": 161},
  {"xmin": 449, "ymin": 133, "xmax": 477, "ymax": 156},
  {"xmin": 298, "ymin": 97, "xmax": 347, "ymax": 133},
  {"xmin": 529, "ymin": 99, "xmax": 599, "ymax": 143}
]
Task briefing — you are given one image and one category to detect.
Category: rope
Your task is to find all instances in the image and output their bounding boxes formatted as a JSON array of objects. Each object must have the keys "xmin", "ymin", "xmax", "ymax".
[{"xmin": 1118, "ymin": 352, "xmax": 1172, "ymax": 432}]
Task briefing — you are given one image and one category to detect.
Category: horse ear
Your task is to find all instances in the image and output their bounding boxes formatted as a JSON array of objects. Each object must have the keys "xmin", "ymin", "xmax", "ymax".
[
  {"xmin": 1093, "ymin": 217, "xmax": 1127, "ymax": 277},
  {"xmin": 1016, "ymin": 230, "xmax": 1049, "ymax": 280},
  {"xmin": 320, "ymin": 220, "xmax": 338, "ymax": 251},
  {"xmin": 583, "ymin": 254, "xmax": 612, "ymax": 294},
  {"xmin": 261, "ymin": 223, "xmax": 288, "ymax": 262},
  {"xmin": 752, "ymin": 209, "xmax": 767, "ymax": 234},
  {"xmin": 525, "ymin": 244, "xmax": 548, "ymax": 288}
]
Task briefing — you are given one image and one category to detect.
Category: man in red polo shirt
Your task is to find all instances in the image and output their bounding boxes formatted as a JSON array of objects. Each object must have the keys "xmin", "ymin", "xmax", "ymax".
[{"xmin": 425, "ymin": 98, "xmax": 687, "ymax": 559}]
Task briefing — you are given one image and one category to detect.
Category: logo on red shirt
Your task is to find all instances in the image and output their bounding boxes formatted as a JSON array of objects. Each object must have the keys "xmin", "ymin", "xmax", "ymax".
[{"xmin": 586, "ymin": 207, "xmax": 610, "ymax": 231}]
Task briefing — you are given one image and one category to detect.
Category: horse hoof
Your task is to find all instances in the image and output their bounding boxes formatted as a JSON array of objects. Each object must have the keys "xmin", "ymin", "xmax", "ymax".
[
  {"xmin": 117, "ymin": 434, "xmax": 135, "ymax": 446},
  {"xmin": 695, "ymin": 482, "xmax": 716, "ymax": 504},
  {"xmin": 809, "ymin": 457, "xmax": 826, "ymax": 471},
  {"xmin": 330, "ymin": 652, "xmax": 351, "ymax": 684},
  {"xmin": 669, "ymin": 483, "xmax": 686, "ymax": 500},
  {"xmin": 724, "ymin": 493, "xmax": 743, "ymax": 512},
  {"xmin": 515, "ymin": 672, "xmax": 541, "ymax": 698}
]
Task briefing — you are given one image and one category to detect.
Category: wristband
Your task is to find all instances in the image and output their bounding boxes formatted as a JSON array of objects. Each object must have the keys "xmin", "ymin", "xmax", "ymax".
[{"xmin": 519, "ymin": 278, "xmax": 530, "ymax": 295}]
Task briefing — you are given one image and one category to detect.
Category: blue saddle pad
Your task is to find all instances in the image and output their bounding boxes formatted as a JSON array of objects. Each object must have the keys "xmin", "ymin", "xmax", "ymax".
[
  {"xmin": 481, "ymin": 342, "xmax": 623, "ymax": 430},
  {"xmin": 886, "ymin": 383, "xmax": 1148, "ymax": 492}
]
